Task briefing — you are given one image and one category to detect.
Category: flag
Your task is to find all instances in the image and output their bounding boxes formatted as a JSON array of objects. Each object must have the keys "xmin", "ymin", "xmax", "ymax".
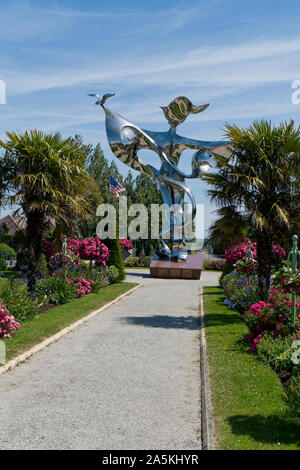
[{"xmin": 109, "ymin": 176, "xmax": 126, "ymax": 199}]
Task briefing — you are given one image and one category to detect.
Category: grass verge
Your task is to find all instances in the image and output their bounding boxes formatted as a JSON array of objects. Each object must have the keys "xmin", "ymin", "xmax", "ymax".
[
  {"xmin": 203, "ymin": 286, "xmax": 300, "ymax": 450},
  {"xmin": 125, "ymin": 266, "xmax": 150, "ymax": 269},
  {"xmin": 4, "ymin": 282, "xmax": 138, "ymax": 362}
]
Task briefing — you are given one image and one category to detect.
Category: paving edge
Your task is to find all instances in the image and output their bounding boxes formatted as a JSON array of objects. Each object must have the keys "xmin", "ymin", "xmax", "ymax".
[
  {"xmin": 199, "ymin": 286, "xmax": 215, "ymax": 450},
  {"xmin": 0, "ymin": 283, "xmax": 142, "ymax": 377}
]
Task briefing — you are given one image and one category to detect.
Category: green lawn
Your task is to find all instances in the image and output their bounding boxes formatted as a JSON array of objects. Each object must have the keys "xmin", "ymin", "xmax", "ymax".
[
  {"xmin": 203, "ymin": 286, "xmax": 300, "ymax": 450},
  {"xmin": 3, "ymin": 282, "xmax": 138, "ymax": 362}
]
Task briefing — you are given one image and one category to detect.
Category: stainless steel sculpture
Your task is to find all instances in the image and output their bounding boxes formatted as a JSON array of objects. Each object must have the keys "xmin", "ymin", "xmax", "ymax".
[{"xmin": 90, "ymin": 94, "xmax": 228, "ymax": 261}]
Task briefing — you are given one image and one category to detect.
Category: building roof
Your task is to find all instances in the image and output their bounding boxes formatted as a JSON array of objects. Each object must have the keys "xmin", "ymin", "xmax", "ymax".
[
  {"xmin": 0, "ymin": 214, "xmax": 27, "ymax": 234},
  {"xmin": 0, "ymin": 213, "xmax": 56, "ymax": 235}
]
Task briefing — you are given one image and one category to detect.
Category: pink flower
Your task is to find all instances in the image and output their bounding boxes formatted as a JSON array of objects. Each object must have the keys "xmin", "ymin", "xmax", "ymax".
[
  {"xmin": 0, "ymin": 300, "xmax": 21, "ymax": 339},
  {"xmin": 66, "ymin": 236, "xmax": 109, "ymax": 265}
]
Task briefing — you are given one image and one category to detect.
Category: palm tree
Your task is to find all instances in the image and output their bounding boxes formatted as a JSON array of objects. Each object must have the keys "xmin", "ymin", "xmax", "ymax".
[
  {"xmin": 203, "ymin": 120, "xmax": 300, "ymax": 298},
  {"xmin": 0, "ymin": 130, "xmax": 94, "ymax": 291},
  {"xmin": 208, "ymin": 206, "xmax": 249, "ymax": 253}
]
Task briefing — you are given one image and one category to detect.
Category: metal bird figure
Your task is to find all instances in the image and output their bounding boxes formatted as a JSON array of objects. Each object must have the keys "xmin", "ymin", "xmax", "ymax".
[
  {"xmin": 100, "ymin": 93, "xmax": 115, "ymax": 106},
  {"xmin": 87, "ymin": 93, "xmax": 115, "ymax": 106}
]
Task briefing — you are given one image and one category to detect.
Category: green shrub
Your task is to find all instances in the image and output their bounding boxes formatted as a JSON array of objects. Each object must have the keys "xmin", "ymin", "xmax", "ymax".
[
  {"xmin": 203, "ymin": 260, "xmax": 225, "ymax": 271},
  {"xmin": 0, "ymin": 243, "xmax": 16, "ymax": 260},
  {"xmin": 104, "ymin": 239, "xmax": 125, "ymax": 281},
  {"xmin": 144, "ymin": 242, "xmax": 156, "ymax": 257},
  {"xmin": 124, "ymin": 256, "xmax": 151, "ymax": 267},
  {"xmin": 0, "ymin": 258, "xmax": 7, "ymax": 269},
  {"xmin": 37, "ymin": 253, "xmax": 48, "ymax": 277},
  {"xmin": 219, "ymin": 264, "xmax": 234, "ymax": 283},
  {"xmin": 84, "ymin": 267, "xmax": 107, "ymax": 293},
  {"xmin": 257, "ymin": 334, "xmax": 294, "ymax": 371},
  {"xmin": 232, "ymin": 290, "xmax": 259, "ymax": 314},
  {"xmin": 36, "ymin": 277, "xmax": 76, "ymax": 305},
  {"xmin": 283, "ymin": 375, "xmax": 300, "ymax": 417},
  {"xmin": 0, "ymin": 279, "xmax": 38, "ymax": 322},
  {"xmin": 104, "ymin": 265, "xmax": 119, "ymax": 284}
]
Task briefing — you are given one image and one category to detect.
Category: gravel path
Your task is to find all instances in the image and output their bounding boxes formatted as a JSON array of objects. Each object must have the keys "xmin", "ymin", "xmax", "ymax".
[{"xmin": 0, "ymin": 270, "xmax": 220, "ymax": 450}]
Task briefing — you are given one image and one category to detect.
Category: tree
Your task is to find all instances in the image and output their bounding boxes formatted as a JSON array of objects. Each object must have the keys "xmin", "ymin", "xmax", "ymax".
[
  {"xmin": 87, "ymin": 144, "xmax": 124, "ymax": 204},
  {"xmin": 208, "ymin": 206, "xmax": 249, "ymax": 254},
  {"xmin": 203, "ymin": 120, "xmax": 300, "ymax": 298},
  {"xmin": 79, "ymin": 144, "xmax": 124, "ymax": 236},
  {"xmin": 125, "ymin": 172, "xmax": 163, "ymax": 255},
  {"xmin": 66, "ymin": 136, "xmax": 102, "ymax": 238},
  {"xmin": 85, "ymin": 146, "xmax": 163, "ymax": 255},
  {"xmin": 0, "ymin": 130, "xmax": 94, "ymax": 291}
]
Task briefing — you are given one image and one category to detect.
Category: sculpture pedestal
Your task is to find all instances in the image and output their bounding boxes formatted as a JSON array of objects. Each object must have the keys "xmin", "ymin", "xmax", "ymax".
[{"xmin": 150, "ymin": 253, "xmax": 203, "ymax": 280}]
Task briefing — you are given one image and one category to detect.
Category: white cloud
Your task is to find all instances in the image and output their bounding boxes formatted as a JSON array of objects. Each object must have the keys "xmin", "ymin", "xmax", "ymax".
[
  {"xmin": 0, "ymin": 1, "xmax": 199, "ymax": 42},
  {"xmin": 47, "ymin": 4, "xmax": 198, "ymax": 32},
  {"xmin": 2, "ymin": 36, "xmax": 299, "ymax": 98}
]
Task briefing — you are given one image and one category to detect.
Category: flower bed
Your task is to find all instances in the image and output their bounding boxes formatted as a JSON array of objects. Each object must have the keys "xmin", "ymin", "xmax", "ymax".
[
  {"xmin": 203, "ymin": 286, "xmax": 300, "ymax": 449},
  {"xmin": 221, "ymin": 257, "xmax": 300, "ymax": 417},
  {"xmin": 49, "ymin": 256, "xmax": 119, "ymax": 299},
  {"xmin": 0, "ymin": 236, "xmax": 120, "ymax": 344},
  {"xmin": 220, "ymin": 271, "xmax": 260, "ymax": 313}
]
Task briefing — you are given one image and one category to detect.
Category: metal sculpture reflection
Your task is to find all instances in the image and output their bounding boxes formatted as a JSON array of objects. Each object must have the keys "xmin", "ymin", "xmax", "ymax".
[{"xmin": 90, "ymin": 94, "xmax": 228, "ymax": 261}]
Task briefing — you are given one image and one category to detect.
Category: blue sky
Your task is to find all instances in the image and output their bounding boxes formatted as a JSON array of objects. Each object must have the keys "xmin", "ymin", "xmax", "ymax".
[{"xmin": 0, "ymin": 0, "xmax": 300, "ymax": 232}]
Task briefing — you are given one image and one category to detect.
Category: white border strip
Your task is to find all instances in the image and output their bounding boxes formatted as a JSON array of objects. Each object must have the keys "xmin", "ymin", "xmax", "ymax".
[
  {"xmin": 199, "ymin": 286, "xmax": 215, "ymax": 450},
  {"xmin": 0, "ymin": 284, "xmax": 142, "ymax": 377}
]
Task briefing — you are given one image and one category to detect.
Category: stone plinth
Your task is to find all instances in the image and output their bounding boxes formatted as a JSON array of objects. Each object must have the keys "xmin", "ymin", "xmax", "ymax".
[{"xmin": 150, "ymin": 253, "xmax": 203, "ymax": 280}]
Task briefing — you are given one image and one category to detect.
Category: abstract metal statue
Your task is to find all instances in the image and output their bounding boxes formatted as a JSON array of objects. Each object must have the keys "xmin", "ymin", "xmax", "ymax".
[{"xmin": 90, "ymin": 93, "xmax": 228, "ymax": 261}]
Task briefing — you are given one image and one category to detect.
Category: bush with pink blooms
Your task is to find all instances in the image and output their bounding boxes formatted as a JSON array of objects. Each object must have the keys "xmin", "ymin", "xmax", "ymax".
[
  {"xmin": 272, "ymin": 244, "xmax": 287, "ymax": 262},
  {"xmin": 225, "ymin": 239, "xmax": 257, "ymax": 265},
  {"xmin": 225, "ymin": 238, "xmax": 286, "ymax": 265},
  {"xmin": 66, "ymin": 276, "xmax": 95, "ymax": 297},
  {"xmin": 67, "ymin": 236, "xmax": 109, "ymax": 266},
  {"xmin": 119, "ymin": 238, "xmax": 134, "ymax": 251},
  {"xmin": 0, "ymin": 300, "xmax": 20, "ymax": 339},
  {"xmin": 244, "ymin": 288, "xmax": 300, "ymax": 351}
]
